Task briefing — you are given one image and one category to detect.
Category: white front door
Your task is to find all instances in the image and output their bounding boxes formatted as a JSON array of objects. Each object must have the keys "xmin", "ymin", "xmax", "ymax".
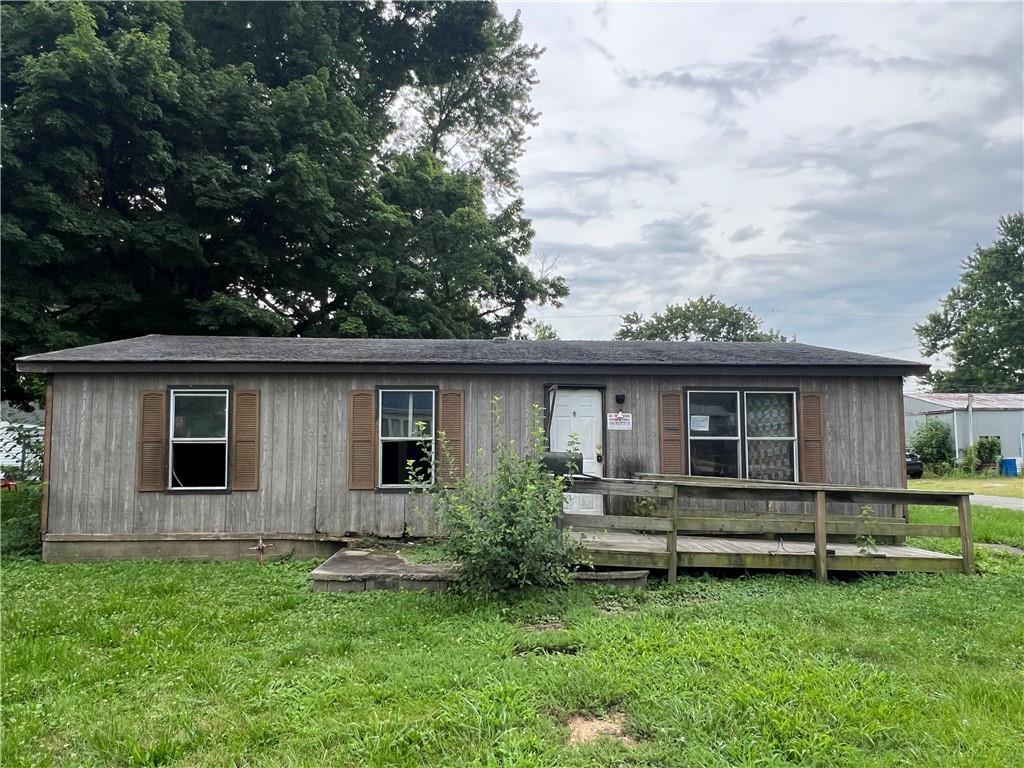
[{"xmin": 549, "ymin": 388, "xmax": 604, "ymax": 515}]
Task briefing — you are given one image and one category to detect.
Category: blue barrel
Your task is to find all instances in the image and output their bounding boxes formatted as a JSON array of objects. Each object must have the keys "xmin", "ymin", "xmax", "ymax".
[{"xmin": 1000, "ymin": 457, "xmax": 1019, "ymax": 477}]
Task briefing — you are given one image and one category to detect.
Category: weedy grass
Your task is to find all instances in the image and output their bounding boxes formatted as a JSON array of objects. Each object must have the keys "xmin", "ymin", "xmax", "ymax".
[
  {"xmin": 2, "ymin": 491, "xmax": 1023, "ymax": 767},
  {"xmin": 908, "ymin": 503, "xmax": 1024, "ymax": 549},
  {"xmin": 909, "ymin": 476, "xmax": 1024, "ymax": 500}
]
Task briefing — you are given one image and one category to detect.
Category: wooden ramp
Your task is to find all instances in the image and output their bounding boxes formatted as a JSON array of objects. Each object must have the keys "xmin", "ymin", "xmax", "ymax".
[
  {"xmin": 572, "ymin": 530, "xmax": 963, "ymax": 575},
  {"xmin": 563, "ymin": 475, "xmax": 973, "ymax": 581}
]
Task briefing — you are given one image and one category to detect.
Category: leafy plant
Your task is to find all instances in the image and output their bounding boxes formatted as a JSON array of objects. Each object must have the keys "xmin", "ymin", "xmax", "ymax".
[
  {"xmin": 854, "ymin": 507, "xmax": 878, "ymax": 555},
  {"xmin": 409, "ymin": 397, "xmax": 582, "ymax": 597},
  {"xmin": 908, "ymin": 420, "xmax": 955, "ymax": 469}
]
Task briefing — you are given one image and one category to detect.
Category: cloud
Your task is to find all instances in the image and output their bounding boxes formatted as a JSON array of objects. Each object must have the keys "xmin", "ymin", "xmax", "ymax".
[
  {"xmin": 730, "ymin": 225, "xmax": 764, "ymax": 243},
  {"xmin": 510, "ymin": 1, "xmax": 1023, "ymax": 358}
]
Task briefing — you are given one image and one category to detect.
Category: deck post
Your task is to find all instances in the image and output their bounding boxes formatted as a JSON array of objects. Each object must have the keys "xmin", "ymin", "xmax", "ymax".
[
  {"xmin": 666, "ymin": 488, "xmax": 678, "ymax": 584},
  {"xmin": 814, "ymin": 491, "xmax": 828, "ymax": 583},
  {"xmin": 957, "ymin": 495, "xmax": 974, "ymax": 574}
]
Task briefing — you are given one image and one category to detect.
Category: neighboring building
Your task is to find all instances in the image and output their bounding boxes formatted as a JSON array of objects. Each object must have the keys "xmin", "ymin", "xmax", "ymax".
[
  {"xmin": 0, "ymin": 403, "xmax": 45, "ymax": 479},
  {"xmin": 904, "ymin": 393, "xmax": 1024, "ymax": 461},
  {"xmin": 17, "ymin": 335, "xmax": 928, "ymax": 561}
]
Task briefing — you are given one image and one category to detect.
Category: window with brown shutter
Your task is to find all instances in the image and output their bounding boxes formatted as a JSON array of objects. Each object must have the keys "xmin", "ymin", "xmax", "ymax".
[
  {"xmin": 137, "ymin": 390, "xmax": 168, "ymax": 491},
  {"xmin": 659, "ymin": 391, "xmax": 685, "ymax": 475},
  {"xmin": 799, "ymin": 392, "xmax": 827, "ymax": 483},
  {"xmin": 231, "ymin": 390, "xmax": 260, "ymax": 491},
  {"xmin": 349, "ymin": 390, "xmax": 376, "ymax": 490},
  {"xmin": 438, "ymin": 390, "xmax": 465, "ymax": 486}
]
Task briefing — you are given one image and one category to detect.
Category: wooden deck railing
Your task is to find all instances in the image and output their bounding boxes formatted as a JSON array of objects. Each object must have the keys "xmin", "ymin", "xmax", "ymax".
[{"xmin": 564, "ymin": 475, "xmax": 973, "ymax": 583}]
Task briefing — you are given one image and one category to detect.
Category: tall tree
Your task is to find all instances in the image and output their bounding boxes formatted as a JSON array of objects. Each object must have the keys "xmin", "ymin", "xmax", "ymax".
[
  {"xmin": 1, "ymin": 1, "xmax": 564, "ymax": 407},
  {"xmin": 915, "ymin": 213, "xmax": 1024, "ymax": 393},
  {"xmin": 615, "ymin": 296, "xmax": 789, "ymax": 342}
]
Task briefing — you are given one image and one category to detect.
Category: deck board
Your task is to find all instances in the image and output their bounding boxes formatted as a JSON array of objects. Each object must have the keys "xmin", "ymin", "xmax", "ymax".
[{"xmin": 571, "ymin": 531, "xmax": 960, "ymax": 574}]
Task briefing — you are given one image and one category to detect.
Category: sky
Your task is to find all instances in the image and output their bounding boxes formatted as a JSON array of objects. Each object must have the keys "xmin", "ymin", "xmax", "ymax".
[{"xmin": 505, "ymin": 1, "xmax": 1023, "ymax": 369}]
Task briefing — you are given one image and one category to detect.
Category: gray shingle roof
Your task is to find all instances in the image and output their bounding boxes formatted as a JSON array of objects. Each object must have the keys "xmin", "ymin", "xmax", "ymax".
[{"xmin": 16, "ymin": 334, "xmax": 929, "ymax": 376}]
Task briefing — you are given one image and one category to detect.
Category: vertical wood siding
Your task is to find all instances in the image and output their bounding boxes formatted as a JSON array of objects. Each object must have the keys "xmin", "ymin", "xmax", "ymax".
[{"xmin": 47, "ymin": 372, "xmax": 906, "ymax": 537}]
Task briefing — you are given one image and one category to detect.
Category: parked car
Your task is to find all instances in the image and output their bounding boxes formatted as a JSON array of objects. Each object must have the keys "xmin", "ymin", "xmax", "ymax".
[{"xmin": 905, "ymin": 450, "xmax": 923, "ymax": 479}]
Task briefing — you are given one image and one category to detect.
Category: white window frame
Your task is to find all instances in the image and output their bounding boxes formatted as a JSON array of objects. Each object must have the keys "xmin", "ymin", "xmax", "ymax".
[
  {"xmin": 743, "ymin": 391, "xmax": 799, "ymax": 482},
  {"xmin": 168, "ymin": 389, "xmax": 230, "ymax": 491},
  {"xmin": 378, "ymin": 389, "xmax": 436, "ymax": 489},
  {"xmin": 687, "ymin": 390, "xmax": 741, "ymax": 479}
]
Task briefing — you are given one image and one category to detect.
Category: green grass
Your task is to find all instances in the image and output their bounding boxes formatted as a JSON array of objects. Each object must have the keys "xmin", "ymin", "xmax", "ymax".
[
  {"xmin": 3, "ymin": 491, "xmax": 1024, "ymax": 767},
  {"xmin": 909, "ymin": 503, "xmax": 1024, "ymax": 550},
  {"xmin": 909, "ymin": 476, "xmax": 1024, "ymax": 499}
]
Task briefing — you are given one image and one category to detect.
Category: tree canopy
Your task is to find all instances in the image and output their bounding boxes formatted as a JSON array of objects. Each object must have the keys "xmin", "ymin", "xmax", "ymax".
[
  {"xmin": 615, "ymin": 296, "xmax": 789, "ymax": 342},
  {"xmin": 1, "ymin": 1, "xmax": 565, "ymax": 406},
  {"xmin": 915, "ymin": 213, "xmax": 1024, "ymax": 393}
]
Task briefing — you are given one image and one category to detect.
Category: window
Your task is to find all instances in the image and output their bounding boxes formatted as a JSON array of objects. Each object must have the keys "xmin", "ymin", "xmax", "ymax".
[
  {"xmin": 378, "ymin": 390, "xmax": 435, "ymax": 487},
  {"xmin": 688, "ymin": 391, "xmax": 740, "ymax": 477},
  {"xmin": 745, "ymin": 392, "xmax": 797, "ymax": 481},
  {"xmin": 169, "ymin": 389, "xmax": 229, "ymax": 490},
  {"xmin": 686, "ymin": 389, "xmax": 799, "ymax": 480}
]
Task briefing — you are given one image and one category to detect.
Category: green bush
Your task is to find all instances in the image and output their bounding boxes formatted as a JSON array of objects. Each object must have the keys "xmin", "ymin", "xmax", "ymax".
[
  {"xmin": 411, "ymin": 398, "xmax": 582, "ymax": 597},
  {"xmin": 0, "ymin": 482, "xmax": 43, "ymax": 558},
  {"xmin": 974, "ymin": 436, "xmax": 1002, "ymax": 465},
  {"xmin": 908, "ymin": 420, "xmax": 955, "ymax": 469}
]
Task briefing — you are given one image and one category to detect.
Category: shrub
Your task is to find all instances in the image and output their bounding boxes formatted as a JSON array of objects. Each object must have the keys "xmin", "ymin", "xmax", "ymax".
[
  {"xmin": 974, "ymin": 436, "xmax": 1002, "ymax": 466},
  {"xmin": 411, "ymin": 398, "xmax": 583, "ymax": 597},
  {"xmin": 0, "ymin": 481, "xmax": 43, "ymax": 558},
  {"xmin": 908, "ymin": 420, "xmax": 955, "ymax": 469}
]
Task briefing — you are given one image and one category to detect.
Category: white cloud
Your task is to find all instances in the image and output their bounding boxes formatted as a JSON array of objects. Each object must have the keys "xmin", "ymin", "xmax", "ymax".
[{"xmin": 505, "ymin": 1, "xmax": 1023, "ymax": 361}]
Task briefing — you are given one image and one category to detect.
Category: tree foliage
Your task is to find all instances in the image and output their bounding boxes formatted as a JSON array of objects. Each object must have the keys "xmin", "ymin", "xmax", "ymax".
[
  {"xmin": 1, "ymin": 1, "xmax": 565, "ymax": 406},
  {"xmin": 615, "ymin": 296, "xmax": 789, "ymax": 342},
  {"xmin": 916, "ymin": 213, "xmax": 1024, "ymax": 393}
]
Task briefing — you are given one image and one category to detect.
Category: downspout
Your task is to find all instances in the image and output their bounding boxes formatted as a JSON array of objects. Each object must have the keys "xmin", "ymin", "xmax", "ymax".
[
  {"xmin": 967, "ymin": 394, "xmax": 974, "ymax": 448},
  {"xmin": 952, "ymin": 410, "xmax": 960, "ymax": 457}
]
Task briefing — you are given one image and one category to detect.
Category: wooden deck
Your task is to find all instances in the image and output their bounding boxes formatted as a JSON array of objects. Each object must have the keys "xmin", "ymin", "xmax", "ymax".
[
  {"xmin": 562, "ymin": 475, "xmax": 973, "ymax": 580},
  {"xmin": 572, "ymin": 530, "xmax": 963, "ymax": 574}
]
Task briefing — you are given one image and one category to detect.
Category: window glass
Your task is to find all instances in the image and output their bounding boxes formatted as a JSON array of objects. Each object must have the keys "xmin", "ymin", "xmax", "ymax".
[
  {"xmin": 690, "ymin": 440, "xmax": 740, "ymax": 477},
  {"xmin": 379, "ymin": 390, "xmax": 435, "ymax": 486},
  {"xmin": 380, "ymin": 391, "xmax": 411, "ymax": 437},
  {"xmin": 688, "ymin": 392, "xmax": 739, "ymax": 437},
  {"xmin": 169, "ymin": 389, "xmax": 229, "ymax": 489},
  {"xmin": 746, "ymin": 393, "xmax": 795, "ymax": 438},
  {"xmin": 172, "ymin": 394, "xmax": 227, "ymax": 439},
  {"xmin": 747, "ymin": 441, "xmax": 795, "ymax": 482},
  {"xmin": 412, "ymin": 391, "xmax": 434, "ymax": 435}
]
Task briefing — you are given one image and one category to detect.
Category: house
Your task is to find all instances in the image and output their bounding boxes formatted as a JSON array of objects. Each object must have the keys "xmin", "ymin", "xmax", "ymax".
[
  {"xmin": 17, "ymin": 335, "xmax": 929, "ymax": 562},
  {"xmin": 904, "ymin": 392, "xmax": 1024, "ymax": 462}
]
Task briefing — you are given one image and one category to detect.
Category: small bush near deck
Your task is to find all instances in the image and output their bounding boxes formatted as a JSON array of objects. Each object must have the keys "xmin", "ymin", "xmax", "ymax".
[{"xmin": 411, "ymin": 398, "xmax": 581, "ymax": 597}]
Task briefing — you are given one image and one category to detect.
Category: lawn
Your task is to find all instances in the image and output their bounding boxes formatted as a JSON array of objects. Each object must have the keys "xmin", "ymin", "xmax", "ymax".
[
  {"xmin": 3, "ymin": 491, "xmax": 1024, "ymax": 767},
  {"xmin": 909, "ymin": 475, "xmax": 1024, "ymax": 499}
]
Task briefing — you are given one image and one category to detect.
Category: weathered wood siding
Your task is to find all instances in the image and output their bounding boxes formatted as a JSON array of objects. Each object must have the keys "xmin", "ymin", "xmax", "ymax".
[{"xmin": 47, "ymin": 372, "xmax": 905, "ymax": 538}]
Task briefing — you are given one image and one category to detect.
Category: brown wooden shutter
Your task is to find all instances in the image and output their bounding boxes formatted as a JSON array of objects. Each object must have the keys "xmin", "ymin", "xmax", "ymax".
[
  {"xmin": 137, "ymin": 390, "xmax": 167, "ymax": 492},
  {"xmin": 799, "ymin": 392, "xmax": 827, "ymax": 483},
  {"xmin": 659, "ymin": 391, "xmax": 685, "ymax": 475},
  {"xmin": 231, "ymin": 390, "xmax": 261, "ymax": 491},
  {"xmin": 349, "ymin": 390, "xmax": 376, "ymax": 490},
  {"xmin": 438, "ymin": 390, "xmax": 465, "ymax": 486}
]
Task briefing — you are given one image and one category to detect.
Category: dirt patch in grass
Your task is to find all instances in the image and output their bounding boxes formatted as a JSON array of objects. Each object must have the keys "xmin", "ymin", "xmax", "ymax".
[{"xmin": 566, "ymin": 712, "xmax": 636, "ymax": 746}]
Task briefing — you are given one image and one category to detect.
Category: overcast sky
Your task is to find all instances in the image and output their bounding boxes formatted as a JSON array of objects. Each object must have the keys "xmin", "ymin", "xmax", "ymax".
[{"xmin": 507, "ymin": 1, "xmax": 1023, "ymax": 365}]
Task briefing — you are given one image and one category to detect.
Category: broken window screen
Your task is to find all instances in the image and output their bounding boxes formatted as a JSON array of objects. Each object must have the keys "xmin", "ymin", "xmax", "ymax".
[
  {"xmin": 379, "ymin": 390, "xmax": 434, "ymax": 486},
  {"xmin": 170, "ymin": 390, "xmax": 229, "ymax": 489}
]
